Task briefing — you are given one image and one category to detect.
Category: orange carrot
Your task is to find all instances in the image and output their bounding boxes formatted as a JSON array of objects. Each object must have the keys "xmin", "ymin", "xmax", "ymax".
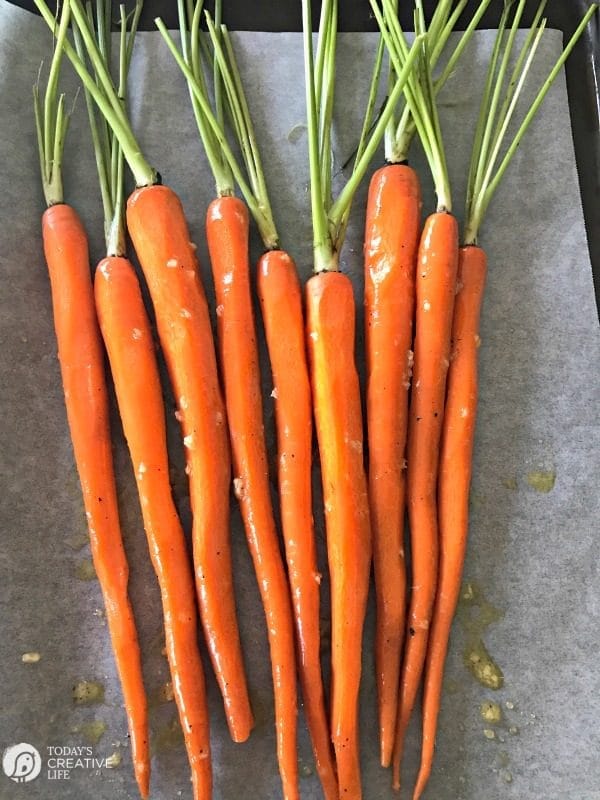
[
  {"xmin": 364, "ymin": 163, "xmax": 421, "ymax": 767},
  {"xmin": 412, "ymin": 245, "xmax": 486, "ymax": 800},
  {"xmin": 257, "ymin": 250, "xmax": 338, "ymax": 800},
  {"xmin": 126, "ymin": 185, "xmax": 253, "ymax": 744},
  {"xmin": 306, "ymin": 271, "xmax": 372, "ymax": 799},
  {"xmin": 94, "ymin": 254, "xmax": 211, "ymax": 800},
  {"xmin": 392, "ymin": 211, "xmax": 459, "ymax": 789},
  {"xmin": 206, "ymin": 197, "xmax": 298, "ymax": 800},
  {"xmin": 42, "ymin": 206, "xmax": 149, "ymax": 796}
]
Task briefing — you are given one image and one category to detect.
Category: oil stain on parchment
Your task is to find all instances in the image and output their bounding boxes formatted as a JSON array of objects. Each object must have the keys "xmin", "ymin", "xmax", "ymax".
[{"xmin": 458, "ymin": 581, "xmax": 505, "ymax": 690}]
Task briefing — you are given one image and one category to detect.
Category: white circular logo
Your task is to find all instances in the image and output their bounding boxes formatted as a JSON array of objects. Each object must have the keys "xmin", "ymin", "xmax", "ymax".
[{"xmin": 2, "ymin": 743, "xmax": 42, "ymax": 783}]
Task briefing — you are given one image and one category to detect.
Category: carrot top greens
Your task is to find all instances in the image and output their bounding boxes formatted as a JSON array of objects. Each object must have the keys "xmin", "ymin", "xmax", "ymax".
[
  {"xmin": 206, "ymin": 13, "xmax": 279, "ymax": 247},
  {"xmin": 166, "ymin": 0, "xmax": 234, "ymax": 198},
  {"xmin": 33, "ymin": 3, "xmax": 72, "ymax": 207},
  {"xmin": 464, "ymin": 0, "xmax": 599, "ymax": 244},
  {"xmin": 371, "ymin": 0, "xmax": 453, "ymax": 212},
  {"xmin": 384, "ymin": 0, "xmax": 494, "ymax": 164},
  {"xmin": 34, "ymin": 0, "xmax": 157, "ymax": 188},
  {"xmin": 74, "ymin": 0, "xmax": 142, "ymax": 256},
  {"xmin": 155, "ymin": 0, "xmax": 281, "ymax": 250},
  {"xmin": 302, "ymin": 0, "xmax": 423, "ymax": 273}
]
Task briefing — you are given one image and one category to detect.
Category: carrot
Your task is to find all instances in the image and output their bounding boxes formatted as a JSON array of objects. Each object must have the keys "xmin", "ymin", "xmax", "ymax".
[
  {"xmin": 305, "ymin": 271, "xmax": 372, "ymax": 798},
  {"xmin": 41, "ymin": 0, "xmax": 253, "ymax": 750},
  {"xmin": 364, "ymin": 163, "xmax": 420, "ymax": 767},
  {"xmin": 94, "ymin": 256, "xmax": 211, "ymax": 800},
  {"xmin": 391, "ymin": 209, "xmax": 458, "ymax": 787},
  {"xmin": 412, "ymin": 245, "xmax": 485, "ymax": 800},
  {"xmin": 206, "ymin": 196, "xmax": 299, "ymax": 800},
  {"xmin": 414, "ymin": 5, "xmax": 598, "ymax": 796},
  {"xmin": 34, "ymin": 14, "xmax": 149, "ymax": 797},
  {"xmin": 127, "ymin": 183, "xmax": 253, "ymax": 744},
  {"xmin": 300, "ymin": 2, "xmax": 422, "ymax": 794}
]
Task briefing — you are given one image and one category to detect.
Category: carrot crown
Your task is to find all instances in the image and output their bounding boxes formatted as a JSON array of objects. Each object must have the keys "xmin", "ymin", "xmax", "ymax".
[
  {"xmin": 383, "ymin": 0, "xmax": 494, "ymax": 164},
  {"xmin": 155, "ymin": 1, "xmax": 280, "ymax": 250},
  {"xmin": 371, "ymin": 0, "xmax": 452, "ymax": 212},
  {"xmin": 33, "ymin": 4, "xmax": 72, "ymax": 207},
  {"xmin": 464, "ymin": 0, "xmax": 598, "ymax": 245},
  {"xmin": 73, "ymin": 1, "xmax": 142, "ymax": 257},
  {"xmin": 34, "ymin": 0, "xmax": 157, "ymax": 189},
  {"xmin": 302, "ymin": 0, "xmax": 423, "ymax": 273}
]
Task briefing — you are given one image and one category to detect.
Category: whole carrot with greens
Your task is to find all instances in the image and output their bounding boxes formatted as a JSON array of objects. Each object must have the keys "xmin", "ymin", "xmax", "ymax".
[
  {"xmin": 33, "ymin": 8, "xmax": 149, "ymax": 796},
  {"xmin": 414, "ymin": 4, "xmax": 598, "ymax": 797},
  {"xmin": 371, "ymin": 1, "xmax": 460, "ymax": 788},
  {"xmin": 302, "ymin": 0, "xmax": 422, "ymax": 794},
  {"xmin": 363, "ymin": 0, "xmax": 491, "ymax": 767},
  {"xmin": 157, "ymin": 5, "xmax": 302, "ymax": 794}
]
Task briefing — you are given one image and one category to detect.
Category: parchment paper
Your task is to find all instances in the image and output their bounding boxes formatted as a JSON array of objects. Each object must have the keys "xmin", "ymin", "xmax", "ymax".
[{"xmin": 1, "ymin": 5, "xmax": 599, "ymax": 799}]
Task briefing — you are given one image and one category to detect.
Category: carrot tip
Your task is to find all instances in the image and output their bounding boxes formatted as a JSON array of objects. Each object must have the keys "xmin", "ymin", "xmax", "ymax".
[{"xmin": 381, "ymin": 746, "xmax": 391, "ymax": 769}]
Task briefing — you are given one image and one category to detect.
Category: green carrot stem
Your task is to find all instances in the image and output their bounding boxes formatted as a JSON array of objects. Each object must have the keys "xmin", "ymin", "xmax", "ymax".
[
  {"xmin": 314, "ymin": 0, "xmax": 333, "ymax": 115},
  {"xmin": 429, "ymin": 0, "xmax": 467, "ymax": 64},
  {"xmin": 175, "ymin": 0, "xmax": 233, "ymax": 196},
  {"xmin": 73, "ymin": 21, "xmax": 113, "ymax": 238},
  {"xmin": 205, "ymin": 13, "xmax": 258, "ymax": 196},
  {"xmin": 108, "ymin": 1, "xmax": 142, "ymax": 257},
  {"xmin": 487, "ymin": 0, "xmax": 547, "ymax": 164},
  {"xmin": 471, "ymin": 0, "xmax": 527, "ymax": 205},
  {"xmin": 34, "ymin": 0, "xmax": 156, "ymax": 188},
  {"xmin": 71, "ymin": 0, "xmax": 130, "ymax": 127},
  {"xmin": 476, "ymin": 21, "xmax": 546, "ymax": 210},
  {"xmin": 340, "ymin": 33, "xmax": 385, "ymax": 244},
  {"xmin": 34, "ymin": 2, "xmax": 71, "ymax": 207},
  {"xmin": 302, "ymin": 0, "xmax": 333, "ymax": 271},
  {"xmin": 89, "ymin": 0, "xmax": 113, "ymax": 203},
  {"xmin": 125, "ymin": 1, "xmax": 143, "ymax": 66},
  {"xmin": 155, "ymin": 17, "xmax": 279, "ymax": 247},
  {"xmin": 426, "ymin": 0, "xmax": 454, "ymax": 55},
  {"xmin": 465, "ymin": 1, "xmax": 512, "ymax": 217},
  {"xmin": 464, "ymin": 1, "xmax": 598, "ymax": 244},
  {"xmin": 95, "ymin": 0, "xmax": 111, "ymax": 64},
  {"xmin": 42, "ymin": 4, "xmax": 69, "ymax": 182},
  {"xmin": 318, "ymin": 0, "xmax": 338, "ymax": 213},
  {"xmin": 213, "ymin": 0, "xmax": 226, "ymax": 174},
  {"xmin": 76, "ymin": 0, "xmax": 141, "ymax": 256},
  {"xmin": 373, "ymin": 0, "xmax": 451, "ymax": 210},
  {"xmin": 328, "ymin": 34, "xmax": 423, "ymax": 233},
  {"xmin": 212, "ymin": 22, "xmax": 279, "ymax": 246},
  {"xmin": 389, "ymin": 0, "xmax": 492, "ymax": 164}
]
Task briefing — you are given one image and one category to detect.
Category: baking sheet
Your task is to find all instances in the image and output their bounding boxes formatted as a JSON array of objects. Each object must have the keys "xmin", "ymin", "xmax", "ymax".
[{"xmin": 1, "ymin": 5, "xmax": 599, "ymax": 799}]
